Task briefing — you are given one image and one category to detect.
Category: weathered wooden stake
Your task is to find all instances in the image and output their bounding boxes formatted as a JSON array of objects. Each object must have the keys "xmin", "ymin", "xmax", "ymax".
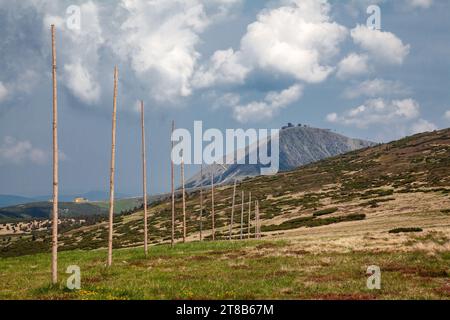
[
  {"xmin": 254, "ymin": 200, "xmax": 258, "ymax": 239},
  {"xmin": 211, "ymin": 172, "xmax": 215, "ymax": 241},
  {"xmin": 140, "ymin": 101, "xmax": 148, "ymax": 255},
  {"xmin": 171, "ymin": 121, "xmax": 175, "ymax": 247},
  {"xmin": 256, "ymin": 200, "xmax": 261, "ymax": 239},
  {"xmin": 240, "ymin": 190, "xmax": 244, "ymax": 240},
  {"xmin": 247, "ymin": 192, "xmax": 252, "ymax": 239},
  {"xmin": 181, "ymin": 153, "xmax": 186, "ymax": 243},
  {"xmin": 107, "ymin": 66, "xmax": 118, "ymax": 267},
  {"xmin": 51, "ymin": 25, "xmax": 59, "ymax": 284},
  {"xmin": 199, "ymin": 164, "xmax": 203, "ymax": 241},
  {"xmin": 229, "ymin": 180, "xmax": 237, "ymax": 240}
]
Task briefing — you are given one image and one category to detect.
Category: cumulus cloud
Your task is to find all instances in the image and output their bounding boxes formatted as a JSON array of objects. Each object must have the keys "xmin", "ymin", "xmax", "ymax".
[
  {"xmin": 63, "ymin": 61, "xmax": 101, "ymax": 104},
  {"xmin": 351, "ymin": 25, "xmax": 410, "ymax": 65},
  {"xmin": 112, "ymin": 0, "xmax": 241, "ymax": 101},
  {"xmin": 0, "ymin": 82, "xmax": 8, "ymax": 103},
  {"xmin": 196, "ymin": 0, "xmax": 348, "ymax": 88},
  {"xmin": 407, "ymin": 0, "xmax": 433, "ymax": 8},
  {"xmin": 44, "ymin": 1, "xmax": 104, "ymax": 105},
  {"xmin": 444, "ymin": 111, "xmax": 450, "ymax": 121},
  {"xmin": 410, "ymin": 119, "xmax": 437, "ymax": 134},
  {"xmin": 0, "ymin": 136, "xmax": 47, "ymax": 165},
  {"xmin": 343, "ymin": 79, "xmax": 411, "ymax": 99},
  {"xmin": 326, "ymin": 98, "xmax": 420, "ymax": 128},
  {"xmin": 336, "ymin": 53, "xmax": 370, "ymax": 79},
  {"xmin": 232, "ymin": 84, "xmax": 303, "ymax": 123},
  {"xmin": 192, "ymin": 49, "xmax": 249, "ymax": 88}
]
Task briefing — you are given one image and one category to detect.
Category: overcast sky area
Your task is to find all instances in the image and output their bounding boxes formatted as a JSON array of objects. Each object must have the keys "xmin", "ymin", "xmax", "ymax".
[{"xmin": 0, "ymin": 0, "xmax": 449, "ymax": 197}]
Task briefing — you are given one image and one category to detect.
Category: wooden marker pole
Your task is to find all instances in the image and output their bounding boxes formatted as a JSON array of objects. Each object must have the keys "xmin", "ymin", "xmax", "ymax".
[
  {"xmin": 107, "ymin": 66, "xmax": 118, "ymax": 267},
  {"xmin": 171, "ymin": 121, "xmax": 175, "ymax": 247},
  {"xmin": 181, "ymin": 153, "xmax": 186, "ymax": 243},
  {"xmin": 254, "ymin": 200, "xmax": 258, "ymax": 239},
  {"xmin": 229, "ymin": 180, "xmax": 237, "ymax": 240},
  {"xmin": 140, "ymin": 101, "xmax": 148, "ymax": 255},
  {"xmin": 199, "ymin": 164, "xmax": 203, "ymax": 241},
  {"xmin": 211, "ymin": 172, "xmax": 215, "ymax": 241},
  {"xmin": 240, "ymin": 191, "xmax": 244, "ymax": 240},
  {"xmin": 51, "ymin": 25, "xmax": 59, "ymax": 284},
  {"xmin": 256, "ymin": 201, "xmax": 261, "ymax": 239},
  {"xmin": 247, "ymin": 192, "xmax": 252, "ymax": 239}
]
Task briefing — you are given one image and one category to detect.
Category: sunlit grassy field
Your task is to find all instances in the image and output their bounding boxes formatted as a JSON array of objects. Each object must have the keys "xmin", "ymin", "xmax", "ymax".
[{"xmin": 0, "ymin": 240, "xmax": 448, "ymax": 300}]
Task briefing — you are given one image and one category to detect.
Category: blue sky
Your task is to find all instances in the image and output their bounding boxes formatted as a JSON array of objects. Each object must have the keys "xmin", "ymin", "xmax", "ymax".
[{"xmin": 0, "ymin": 0, "xmax": 449, "ymax": 197}]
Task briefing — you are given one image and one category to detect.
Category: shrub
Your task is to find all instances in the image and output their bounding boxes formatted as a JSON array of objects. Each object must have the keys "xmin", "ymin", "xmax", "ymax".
[
  {"xmin": 389, "ymin": 227, "xmax": 423, "ymax": 234},
  {"xmin": 313, "ymin": 207, "xmax": 338, "ymax": 217}
]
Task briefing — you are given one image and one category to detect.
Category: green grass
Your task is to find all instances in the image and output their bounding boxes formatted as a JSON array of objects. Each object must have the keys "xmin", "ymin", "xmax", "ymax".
[{"xmin": 0, "ymin": 240, "xmax": 448, "ymax": 300}]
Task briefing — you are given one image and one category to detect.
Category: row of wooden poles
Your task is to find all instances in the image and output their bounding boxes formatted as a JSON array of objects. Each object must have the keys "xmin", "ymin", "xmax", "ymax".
[{"xmin": 49, "ymin": 26, "xmax": 262, "ymax": 284}]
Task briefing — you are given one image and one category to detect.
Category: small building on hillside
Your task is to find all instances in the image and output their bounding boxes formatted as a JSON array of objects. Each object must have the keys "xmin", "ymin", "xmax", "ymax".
[{"xmin": 74, "ymin": 197, "xmax": 89, "ymax": 203}]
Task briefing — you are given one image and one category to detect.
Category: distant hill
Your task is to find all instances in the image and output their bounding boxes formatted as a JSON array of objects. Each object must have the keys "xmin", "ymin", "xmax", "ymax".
[
  {"xmin": 0, "ymin": 191, "xmax": 132, "ymax": 209},
  {"xmin": 32, "ymin": 191, "xmax": 131, "ymax": 202},
  {"xmin": 0, "ymin": 202, "xmax": 109, "ymax": 221},
  {"xmin": 2, "ymin": 127, "xmax": 449, "ymax": 258},
  {"xmin": 185, "ymin": 125, "xmax": 376, "ymax": 188},
  {"xmin": 0, "ymin": 193, "xmax": 167, "ymax": 222},
  {"xmin": 0, "ymin": 195, "xmax": 36, "ymax": 208}
]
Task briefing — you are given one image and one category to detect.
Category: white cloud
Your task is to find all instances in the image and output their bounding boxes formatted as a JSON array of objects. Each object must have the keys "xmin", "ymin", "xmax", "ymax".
[
  {"xmin": 336, "ymin": 53, "xmax": 370, "ymax": 79},
  {"xmin": 0, "ymin": 136, "xmax": 47, "ymax": 165},
  {"xmin": 351, "ymin": 25, "xmax": 410, "ymax": 65},
  {"xmin": 240, "ymin": 0, "xmax": 347, "ymax": 83},
  {"xmin": 112, "ymin": 0, "xmax": 241, "ymax": 101},
  {"xmin": 410, "ymin": 119, "xmax": 437, "ymax": 134},
  {"xmin": 326, "ymin": 98, "xmax": 420, "ymax": 128},
  {"xmin": 211, "ymin": 92, "xmax": 241, "ymax": 110},
  {"xmin": 343, "ymin": 79, "xmax": 411, "ymax": 99},
  {"xmin": 443, "ymin": 110, "xmax": 450, "ymax": 121},
  {"xmin": 63, "ymin": 61, "xmax": 101, "ymax": 104},
  {"xmin": 407, "ymin": 0, "xmax": 433, "ymax": 8},
  {"xmin": 232, "ymin": 84, "xmax": 303, "ymax": 123},
  {"xmin": 196, "ymin": 0, "xmax": 348, "ymax": 88},
  {"xmin": 44, "ymin": 1, "xmax": 104, "ymax": 105},
  {"xmin": 192, "ymin": 49, "xmax": 249, "ymax": 88},
  {"xmin": 0, "ymin": 82, "xmax": 8, "ymax": 102}
]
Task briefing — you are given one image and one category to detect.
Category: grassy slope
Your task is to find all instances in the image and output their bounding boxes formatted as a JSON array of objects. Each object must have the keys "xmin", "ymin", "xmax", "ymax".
[
  {"xmin": 1, "ymin": 129, "xmax": 450, "ymax": 299},
  {"xmin": 3, "ymin": 129, "xmax": 450, "ymax": 256},
  {"xmin": 0, "ymin": 240, "xmax": 448, "ymax": 300}
]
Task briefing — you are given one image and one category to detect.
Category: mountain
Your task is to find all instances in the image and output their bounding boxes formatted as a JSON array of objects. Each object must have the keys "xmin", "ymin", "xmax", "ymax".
[
  {"xmin": 185, "ymin": 125, "xmax": 376, "ymax": 189},
  {"xmin": 32, "ymin": 191, "xmax": 131, "ymax": 202},
  {"xmin": 0, "ymin": 195, "xmax": 36, "ymax": 208},
  {"xmin": 2, "ymin": 128, "xmax": 449, "ymax": 259},
  {"xmin": 0, "ymin": 202, "xmax": 109, "ymax": 221}
]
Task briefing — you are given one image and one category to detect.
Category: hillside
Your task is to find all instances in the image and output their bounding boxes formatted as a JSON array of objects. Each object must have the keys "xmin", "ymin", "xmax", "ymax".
[
  {"xmin": 0, "ymin": 129, "xmax": 449, "ymax": 300},
  {"xmin": 1, "ymin": 128, "xmax": 449, "ymax": 258},
  {"xmin": 185, "ymin": 125, "xmax": 375, "ymax": 188},
  {"xmin": 0, "ymin": 195, "xmax": 35, "ymax": 208},
  {"xmin": 0, "ymin": 202, "xmax": 109, "ymax": 221}
]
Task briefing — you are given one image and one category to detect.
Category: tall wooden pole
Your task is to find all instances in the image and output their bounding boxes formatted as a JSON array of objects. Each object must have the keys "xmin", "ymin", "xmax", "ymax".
[
  {"xmin": 140, "ymin": 101, "xmax": 148, "ymax": 255},
  {"xmin": 211, "ymin": 172, "xmax": 215, "ymax": 241},
  {"xmin": 240, "ymin": 191, "xmax": 244, "ymax": 240},
  {"xmin": 51, "ymin": 25, "xmax": 59, "ymax": 285},
  {"xmin": 171, "ymin": 121, "xmax": 175, "ymax": 247},
  {"xmin": 199, "ymin": 164, "xmax": 203, "ymax": 241},
  {"xmin": 107, "ymin": 66, "xmax": 118, "ymax": 267},
  {"xmin": 181, "ymin": 154, "xmax": 186, "ymax": 243},
  {"xmin": 229, "ymin": 180, "xmax": 237, "ymax": 240},
  {"xmin": 255, "ymin": 200, "xmax": 260, "ymax": 239},
  {"xmin": 247, "ymin": 192, "xmax": 251, "ymax": 239},
  {"xmin": 258, "ymin": 201, "xmax": 261, "ymax": 239}
]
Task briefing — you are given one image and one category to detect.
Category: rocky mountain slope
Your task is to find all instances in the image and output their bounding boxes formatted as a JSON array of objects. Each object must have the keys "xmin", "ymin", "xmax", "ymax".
[
  {"xmin": 185, "ymin": 125, "xmax": 375, "ymax": 188},
  {"xmin": 1, "ymin": 128, "xmax": 449, "ymax": 258}
]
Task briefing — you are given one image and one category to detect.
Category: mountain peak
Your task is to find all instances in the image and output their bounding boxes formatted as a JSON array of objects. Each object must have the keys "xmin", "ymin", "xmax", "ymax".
[{"xmin": 185, "ymin": 125, "xmax": 375, "ymax": 189}]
